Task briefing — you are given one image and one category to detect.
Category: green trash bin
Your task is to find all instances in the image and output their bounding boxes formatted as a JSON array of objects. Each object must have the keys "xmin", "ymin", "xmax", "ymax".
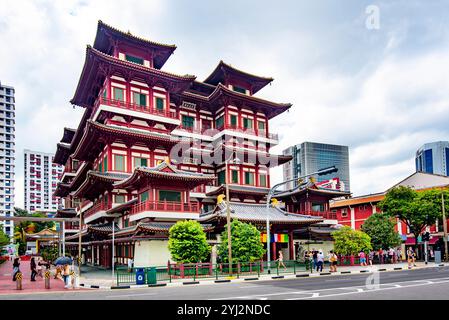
[{"xmin": 147, "ymin": 267, "xmax": 157, "ymax": 285}]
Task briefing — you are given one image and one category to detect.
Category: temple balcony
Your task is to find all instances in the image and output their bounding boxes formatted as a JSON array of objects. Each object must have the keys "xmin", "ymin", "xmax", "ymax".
[
  {"xmin": 82, "ymin": 201, "xmax": 120, "ymax": 224},
  {"xmin": 173, "ymin": 124, "xmax": 279, "ymax": 145},
  {"xmin": 92, "ymin": 97, "xmax": 181, "ymax": 126},
  {"xmin": 129, "ymin": 200, "xmax": 200, "ymax": 222},
  {"xmin": 295, "ymin": 210, "xmax": 337, "ymax": 220}
]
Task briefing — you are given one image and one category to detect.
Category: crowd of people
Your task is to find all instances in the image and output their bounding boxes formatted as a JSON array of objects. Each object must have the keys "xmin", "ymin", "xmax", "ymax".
[
  {"xmin": 303, "ymin": 246, "xmax": 414, "ymax": 272},
  {"xmin": 11, "ymin": 256, "xmax": 77, "ymax": 289}
]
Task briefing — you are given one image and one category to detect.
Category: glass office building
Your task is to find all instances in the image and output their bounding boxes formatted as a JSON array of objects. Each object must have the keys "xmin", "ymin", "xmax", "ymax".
[
  {"xmin": 283, "ymin": 142, "xmax": 350, "ymax": 191},
  {"xmin": 415, "ymin": 141, "xmax": 449, "ymax": 176}
]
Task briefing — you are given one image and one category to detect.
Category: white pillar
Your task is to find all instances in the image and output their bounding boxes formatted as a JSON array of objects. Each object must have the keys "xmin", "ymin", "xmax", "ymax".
[
  {"xmin": 350, "ymin": 207, "xmax": 355, "ymax": 229},
  {"xmin": 397, "ymin": 219, "xmax": 402, "ymax": 235}
]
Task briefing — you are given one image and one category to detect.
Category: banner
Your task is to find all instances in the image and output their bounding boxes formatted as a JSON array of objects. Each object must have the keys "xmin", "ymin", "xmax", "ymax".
[{"xmin": 260, "ymin": 233, "xmax": 289, "ymax": 243}]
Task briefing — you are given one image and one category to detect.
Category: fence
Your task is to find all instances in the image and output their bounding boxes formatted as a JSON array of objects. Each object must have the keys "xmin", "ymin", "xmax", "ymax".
[{"xmin": 115, "ymin": 260, "xmax": 309, "ymax": 286}]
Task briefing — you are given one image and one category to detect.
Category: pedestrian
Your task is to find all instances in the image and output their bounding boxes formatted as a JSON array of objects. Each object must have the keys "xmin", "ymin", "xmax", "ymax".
[
  {"xmin": 277, "ymin": 250, "xmax": 287, "ymax": 269},
  {"xmin": 63, "ymin": 264, "xmax": 71, "ymax": 288},
  {"xmin": 12, "ymin": 257, "xmax": 20, "ymax": 281},
  {"xmin": 316, "ymin": 250, "xmax": 324, "ymax": 272},
  {"xmin": 128, "ymin": 257, "xmax": 134, "ymax": 273},
  {"xmin": 328, "ymin": 250, "xmax": 338, "ymax": 272},
  {"xmin": 378, "ymin": 248, "xmax": 383, "ymax": 264},
  {"xmin": 407, "ymin": 247, "xmax": 415, "ymax": 268},
  {"xmin": 368, "ymin": 250, "xmax": 374, "ymax": 266},
  {"xmin": 312, "ymin": 249, "xmax": 318, "ymax": 270},
  {"xmin": 388, "ymin": 248, "xmax": 394, "ymax": 264},
  {"xmin": 37, "ymin": 257, "xmax": 43, "ymax": 278},
  {"xmin": 359, "ymin": 250, "xmax": 367, "ymax": 267},
  {"xmin": 30, "ymin": 257, "xmax": 37, "ymax": 281}
]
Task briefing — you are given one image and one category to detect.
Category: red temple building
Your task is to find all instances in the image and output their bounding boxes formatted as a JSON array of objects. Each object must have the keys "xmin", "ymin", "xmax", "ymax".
[
  {"xmin": 330, "ymin": 172, "xmax": 449, "ymax": 258},
  {"xmin": 53, "ymin": 21, "xmax": 342, "ymax": 268}
]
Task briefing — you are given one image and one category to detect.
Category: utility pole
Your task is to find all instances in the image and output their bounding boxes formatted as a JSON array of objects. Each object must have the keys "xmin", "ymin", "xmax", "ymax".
[
  {"xmin": 225, "ymin": 159, "xmax": 232, "ymax": 275},
  {"xmin": 443, "ymin": 192, "xmax": 448, "ymax": 262}
]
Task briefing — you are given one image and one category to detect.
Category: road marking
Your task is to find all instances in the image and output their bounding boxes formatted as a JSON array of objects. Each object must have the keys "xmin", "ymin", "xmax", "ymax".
[
  {"xmin": 287, "ymin": 279, "xmax": 449, "ymax": 300},
  {"xmin": 106, "ymin": 292, "xmax": 158, "ymax": 298},
  {"xmin": 238, "ymin": 285, "xmax": 260, "ymax": 289}
]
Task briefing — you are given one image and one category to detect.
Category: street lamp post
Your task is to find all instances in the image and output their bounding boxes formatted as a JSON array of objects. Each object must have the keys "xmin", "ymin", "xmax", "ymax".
[
  {"xmin": 442, "ymin": 192, "xmax": 448, "ymax": 261},
  {"xmin": 265, "ymin": 166, "xmax": 338, "ymax": 272}
]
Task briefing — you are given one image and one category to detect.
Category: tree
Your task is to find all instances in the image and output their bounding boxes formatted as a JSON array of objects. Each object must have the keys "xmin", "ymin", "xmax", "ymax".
[
  {"xmin": 168, "ymin": 220, "xmax": 211, "ymax": 263},
  {"xmin": 0, "ymin": 227, "xmax": 10, "ymax": 247},
  {"xmin": 332, "ymin": 226, "xmax": 372, "ymax": 255},
  {"xmin": 218, "ymin": 220, "xmax": 265, "ymax": 263},
  {"xmin": 361, "ymin": 213, "xmax": 402, "ymax": 250},
  {"xmin": 378, "ymin": 186, "xmax": 442, "ymax": 241}
]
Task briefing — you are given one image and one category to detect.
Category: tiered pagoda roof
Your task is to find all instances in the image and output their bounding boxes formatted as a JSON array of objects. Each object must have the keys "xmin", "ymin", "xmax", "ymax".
[
  {"xmin": 73, "ymin": 171, "xmax": 131, "ymax": 200},
  {"xmin": 72, "ymin": 120, "xmax": 181, "ymax": 162},
  {"xmin": 199, "ymin": 202, "xmax": 323, "ymax": 225},
  {"xmin": 94, "ymin": 20, "xmax": 177, "ymax": 69},
  {"xmin": 274, "ymin": 180, "xmax": 351, "ymax": 202},
  {"xmin": 71, "ymin": 46, "xmax": 196, "ymax": 108},
  {"xmin": 204, "ymin": 60, "xmax": 274, "ymax": 94},
  {"xmin": 114, "ymin": 161, "xmax": 215, "ymax": 190}
]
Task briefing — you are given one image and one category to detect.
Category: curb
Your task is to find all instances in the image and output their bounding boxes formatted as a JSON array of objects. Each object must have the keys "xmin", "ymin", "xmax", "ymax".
[{"xmin": 79, "ymin": 263, "xmax": 447, "ymax": 290}]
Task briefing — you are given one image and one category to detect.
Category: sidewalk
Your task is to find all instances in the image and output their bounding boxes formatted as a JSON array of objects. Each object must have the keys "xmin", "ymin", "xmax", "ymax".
[
  {"xmin": 0, "ymin": 259, "xmax": 77, "ymax": 295},
  {"xmin": 78, "ymin": 261, "xmax": 447, "ymax": 289}
]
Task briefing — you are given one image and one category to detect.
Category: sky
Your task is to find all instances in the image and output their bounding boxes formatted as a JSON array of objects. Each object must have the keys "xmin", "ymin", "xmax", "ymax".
[{"xmin": 1, "ymin": 0, "xmax": 449, "ymax": 208}]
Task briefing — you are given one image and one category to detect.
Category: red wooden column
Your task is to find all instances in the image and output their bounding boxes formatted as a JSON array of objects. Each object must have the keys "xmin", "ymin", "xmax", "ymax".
[
  {"xmin": 288, "ymin": 230, "xmax": 294, "ymax": 260},
  {"xmin": 271, "ymin": 241, "xmax": 277, "ymax": 261}
]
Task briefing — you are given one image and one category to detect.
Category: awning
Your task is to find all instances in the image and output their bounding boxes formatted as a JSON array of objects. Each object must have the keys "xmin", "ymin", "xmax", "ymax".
[{"xmin": 405, "ymin": 236, "xmax": 440, "ymax": 245}]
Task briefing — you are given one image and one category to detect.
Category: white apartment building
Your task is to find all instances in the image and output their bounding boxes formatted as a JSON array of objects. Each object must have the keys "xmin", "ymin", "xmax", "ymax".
[
  {"xmin": 24, "ymin": 149, "xmax": 64, "ymax": 214},
  {"xmin": 0, "ymin": 81, "xmax": 15, "ymax": 238}
]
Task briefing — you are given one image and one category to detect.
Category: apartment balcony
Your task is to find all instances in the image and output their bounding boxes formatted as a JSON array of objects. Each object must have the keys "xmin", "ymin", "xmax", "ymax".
[{"xmin": 130, "ymin": 200, "xmax": 200, "ymax": 221}]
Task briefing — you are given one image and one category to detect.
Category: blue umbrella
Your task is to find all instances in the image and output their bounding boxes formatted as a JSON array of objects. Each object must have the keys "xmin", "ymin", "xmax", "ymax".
[{"xmin": 54, "ymin": 256, "xmax": 73, "ymax": 266}]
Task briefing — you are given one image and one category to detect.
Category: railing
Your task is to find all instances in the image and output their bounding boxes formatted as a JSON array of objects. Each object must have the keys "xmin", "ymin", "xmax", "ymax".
[
  {"xmin": 130, "ymin": 200, "xmax": 200, "ymax": 215},
  {"xmin": 96, "ymin": 97, "xmax": 178, "ymax": 119},
  {"xmin": 83, "ymin": 201, "xmax": 111, "ymax": 219},
  {"xmin": 115, "ymin": 260, "xmax": 308, "ymax": 286},
  {"xmin": 298, "ymin": 211, "xmax": 337, "ymax": 219}
]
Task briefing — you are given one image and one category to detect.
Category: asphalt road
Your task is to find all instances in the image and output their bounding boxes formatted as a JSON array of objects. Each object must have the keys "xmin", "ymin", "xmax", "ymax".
[{"xmin": 2, "ymin": 266, "xmax": 449, "ymax": 300}]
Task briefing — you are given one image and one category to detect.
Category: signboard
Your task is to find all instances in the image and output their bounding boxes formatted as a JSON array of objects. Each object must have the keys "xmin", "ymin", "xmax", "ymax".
[{"xmin": 261, "ymin": 234, "xmax": 289, "ymax": 243}]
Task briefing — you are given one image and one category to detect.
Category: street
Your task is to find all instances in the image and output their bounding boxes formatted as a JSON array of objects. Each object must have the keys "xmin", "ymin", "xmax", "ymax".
[{"xmin": 1, "ymin": 266, "xmax": 449, "ymax": 300}]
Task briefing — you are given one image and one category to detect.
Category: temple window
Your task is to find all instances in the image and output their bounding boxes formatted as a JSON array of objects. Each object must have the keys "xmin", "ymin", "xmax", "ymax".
[
  {"xmin": 232, "ymin": 85, "xmax": 247, "ymax": 94},
  {"xmin": 341, "ymin": 208, "xmax": 348, "ymax": 217},
  {"xmin": 231, "ymin": 170, "xmax": 239, "ymax": 183},
  {"xmin": 113, "ymin": 87, "xmax": 125, "ymax": 101},
  {"xmin": 182, "ymin": 115, "xmax": 194, "ymax": 129},
  {"xmin": 155, "ymin": 97, "xmax": 165, "ymax": 112},
  {"xmin": 133, "ymin": 157, "xmax": 148, "ymax": 168},
  {"xmin": 258, "ymin": 121, "xmax": 265, "ymax": 131},
  {"xmin": 159, "ymin": 190, "xmax": 182, "ymax": 202},
  {"xmin": 217, "ymin": 170, "xmax": 225, "ymax": 185},
  {"xmin": 230, "ymin": 115, "xmax": 237, "ymax": 127},
  {"xmin": 243, "ymin": 118, "xmax": 253, "ymax": 129},
  {"xmin": 259, "ymin": 174, "xmax": 267, "ymax": 187},
  {"xmin": 215, "ymin": 115, "xmax": 224, "ymax": 129},
  {"xmin": 244, "ymin": 172, "xmax": 255, "ymax": 185},
  {"xmin": 113, "ymin": 154, "xmax": 125, "ymax": 171},
  {"xmin": 114, "ymin": 195, "xmax": 126, "ymax": 203},
  {"xmin": 140, "ymin": 191, "xmax": 149, "ymax": 202},
  {"xmin": 125, "ymin": 54, "xmax": 144, "ymax": 65},
  {"xmin": 103, "ymin": 156, "xmax": 108, "ymax": 171},
  {"xmin": 132, "ymin": 92, "xmax": 147, "ymax": 106},
  {"xmin": 312, "ymin": 203, "xmax": 325, "ymax": 212}
]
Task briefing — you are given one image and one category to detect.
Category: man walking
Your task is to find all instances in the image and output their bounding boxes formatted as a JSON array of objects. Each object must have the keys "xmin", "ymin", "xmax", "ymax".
[{"xmin": 316, "ymin": 250, "xmax": 324, "ymax": 272}]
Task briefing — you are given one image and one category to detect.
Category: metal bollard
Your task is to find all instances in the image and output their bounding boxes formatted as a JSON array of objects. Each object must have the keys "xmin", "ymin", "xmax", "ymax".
[
  {"xmin": 45, "ymin": 271, "xmax": 51, "ymax": 289},
  {"xmin": 16, "ymin": 272, "xmax": 23, "ymax": 290}
]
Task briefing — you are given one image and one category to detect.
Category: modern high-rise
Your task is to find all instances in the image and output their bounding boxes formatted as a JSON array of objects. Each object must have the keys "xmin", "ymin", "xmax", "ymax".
[
  {"xmin": 0, "ymin": 81, "xmax": 15, "ymax": 238},
  {"xmin": 283, "ymin": 142, "xmax": 350, "ymax": 191},
  {"xmin": 24, "ymin": 149, "xmax": 64, "ymax": 214},
  {"xmin": 415, "ymin": 141, "xmax": 449, "ymax": 176}
]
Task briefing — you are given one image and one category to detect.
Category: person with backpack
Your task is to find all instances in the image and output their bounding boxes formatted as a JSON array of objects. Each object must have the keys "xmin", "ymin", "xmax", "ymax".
[
  {"xmin": 30, "ymin": 257, "xmax": 37, "ymax": 282},
  {"xmin": 12, "ymin": 257, "xmax": 20, "ymax": 281},
  {"xmin": 328, "ymin": 250, "xmax": 338, "ymax": 272}
]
